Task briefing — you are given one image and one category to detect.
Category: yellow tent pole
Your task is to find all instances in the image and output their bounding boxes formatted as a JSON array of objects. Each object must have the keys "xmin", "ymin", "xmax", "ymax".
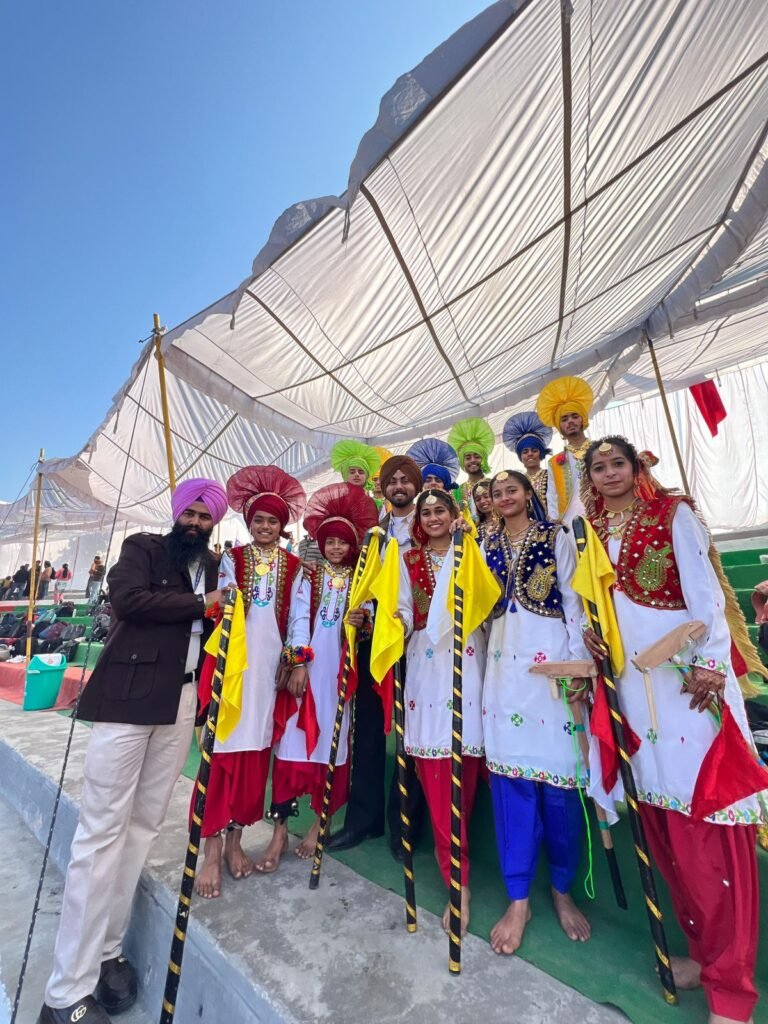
[
  {"xmin": 25, "ymin": 449, "xmax": 45, "ymax": 663},
  {"xmin": 153, "ymin": 312, "xmax": 177, "ymax": 492},
  {"xmin": 646, "ymin": 337, "xmax": 692, "ymax": 495}
]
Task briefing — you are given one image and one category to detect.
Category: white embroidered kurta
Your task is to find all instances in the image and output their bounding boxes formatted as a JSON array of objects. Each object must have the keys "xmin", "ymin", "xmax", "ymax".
[
  {"xmin": 398, "ymin": 551, "xmax": 485, "ymax": 758},
  {"xmin": 215, "ymin": 550, "xmax": 302, "ymax": 754},
  {"xmin": 601, "ymin": 502, "xmax": 766, "ymax": 825},
  {"xmin": 275, "ymin": 568, "xmax": 350, "ymax": 767},
  {"xmin": 546, "ymin": 449, "xmax": 585, "ymax": 525},
  {"xmin": 483, "ymin": 530, "xmax": 591, "ymax": 787}
]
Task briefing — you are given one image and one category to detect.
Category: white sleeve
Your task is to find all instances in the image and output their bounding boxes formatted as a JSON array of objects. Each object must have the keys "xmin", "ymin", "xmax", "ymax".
[
  {"xmin": 672, "ymin": 503, "xmax": 731, "ymax": 671},
  {"xmin": 546, "ymin": 465, "xmax": 559, "ymax": 520},
  {"xmin": 217, "ymin": 551, "xmax": 237, "ymax": 588},
  {"xmin": 555, "ymin": 529, "xmax": 590, "ymax": 661},
  {"xmin": 398, "ymin": 554, "xmax": 415, "ymax": 639},
  {"xmin": 287, "ymin": 572, "xmax": 311, "ymax": 647}
]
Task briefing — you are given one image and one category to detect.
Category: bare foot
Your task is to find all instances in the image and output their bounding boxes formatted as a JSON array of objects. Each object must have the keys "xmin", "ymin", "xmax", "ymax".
[
  {"xmin": 224, "ymin": 829, "xmax": 255, "ymax": 880},
  {"xmin": 295, "ymin": 820, "xmax": 321, "ymax": 860},
  {"xmin": 254, "ymin": 823, "xmax": 289, "ymax": 874},
  {"xmin": 552, "ymin": 889, "xmax": 591, "ymax": 942},
  {"xmin": 490, "ymin": 899, "xmax": 531, "ymax": 954},
  {"xmin": 667, "ymin": 956, "xmax": 701, "ymax": 990},
  {"xmin": 441, "ymin": 886, "xmax": 471, "ymax": 936},
  {"xmin": 194, "ymin": 835, "xmax": 223, "ymax": 899}
]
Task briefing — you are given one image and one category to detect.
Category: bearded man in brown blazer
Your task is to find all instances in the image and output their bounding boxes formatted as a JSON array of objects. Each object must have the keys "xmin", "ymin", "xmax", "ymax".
[{"xmin": 39, "ymin": 478, "xmax": 229, "ymax": 1024}]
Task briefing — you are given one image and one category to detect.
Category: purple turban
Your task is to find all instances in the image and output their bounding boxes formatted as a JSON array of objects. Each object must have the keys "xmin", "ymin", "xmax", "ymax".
[{"xmin": 171, "ymin": 478, "xmax": 228, "ymax": 525}]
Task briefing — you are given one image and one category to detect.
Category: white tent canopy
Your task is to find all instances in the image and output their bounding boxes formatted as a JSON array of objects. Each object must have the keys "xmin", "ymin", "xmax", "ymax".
[{"xmin": 4, "ymin": 0, "xmax": 768, "ymax": 543}]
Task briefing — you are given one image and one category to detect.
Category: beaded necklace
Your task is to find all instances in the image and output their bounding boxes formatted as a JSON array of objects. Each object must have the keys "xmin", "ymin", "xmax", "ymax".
[
  {"xmin": 499, "ymin": 521, "xmax": 531, "ymax": 610},
  {"xmin": 319, "ymin": 561, "xmax": 352, "ymax": 628},
  {"xmin": 425, "ymin": 545, "xmax": 449, "ymax": 589},
  {"xmin": 251, "ymin": 544, "xmax": 278, "ymax": 607}
]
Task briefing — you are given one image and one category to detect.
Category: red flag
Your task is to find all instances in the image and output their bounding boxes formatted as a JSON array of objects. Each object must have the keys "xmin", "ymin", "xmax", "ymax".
[
  {"xmin": 272, "ymin": 685, "xmax": 320, "ymax": 757},
  {"xmin": 591, "ymin": 675, "xmax": 641, "ymax": 793},
  {"xmin": 691, "ymin": 702, "xmax": 768, "ymax": 819},
  {"xmin": 375, "ymin": 667, "xmax": 394, "ymax": 736},
  {"xmin": 689, "ymin": 380, "xmax": 726, "ymax": 437}
]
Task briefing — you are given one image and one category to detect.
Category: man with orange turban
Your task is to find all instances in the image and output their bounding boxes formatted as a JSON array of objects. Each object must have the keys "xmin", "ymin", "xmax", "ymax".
[
  {"xmin": 194, "ymin": 465, "xmax": 307, "ymax": 899},
  {"xmin": 536, "ymin": 375, "xmax": 594, "ymax": 524}
]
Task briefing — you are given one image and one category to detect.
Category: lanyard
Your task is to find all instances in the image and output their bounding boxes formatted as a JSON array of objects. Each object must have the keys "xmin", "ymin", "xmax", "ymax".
[{"xmin": 190, "ymin": 560, "xmax": 205, "ymax": 592}]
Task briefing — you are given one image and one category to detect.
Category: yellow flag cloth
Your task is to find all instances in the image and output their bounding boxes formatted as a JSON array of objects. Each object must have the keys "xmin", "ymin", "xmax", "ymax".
[
  {"xmin": 570, "ymin": 518, "xmax": 625, "ymax": 675},
  {"xmin": 369, "ymin": 538, "xmax": 405, "ymax": 682},
  {"xmin": 203, "ymin": 590, "xmax": 248, "ymax": 743},
  {"xmin": 461, "ymin": 505, "xmax": 478, "ymax": 539},
  {"xmin": 344, "ymin": 528, "xmax": 383, "ymax": 668},
  {"xmin": 446, "ymin": 536, "xmax": 501, "ymax": 645}
]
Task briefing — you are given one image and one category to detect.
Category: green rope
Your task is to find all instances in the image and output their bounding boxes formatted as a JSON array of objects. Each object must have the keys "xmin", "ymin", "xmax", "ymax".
[{"xmin": 558, "ymin": 677, "xmax": 595, "ymax": 901}]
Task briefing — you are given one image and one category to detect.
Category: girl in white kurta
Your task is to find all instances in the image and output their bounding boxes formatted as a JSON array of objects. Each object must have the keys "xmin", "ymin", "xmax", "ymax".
[
  {"xmin": 270, "ymin": 481, "xmax": 378, "ymax": 860},
  {"xmin": 582, "ymin": 437, "xmax": 767, "ymax": 1024},
  {"xmin": 483, "ymin": 470, "xmax": 593, "ymax": 957},
  {"xmin": 195, "ymin": 465, "xmax": 306, "ymax": 899},
  {"xmin": 398, "ymin": 488, "xmax": 485, "ymax": 935}
]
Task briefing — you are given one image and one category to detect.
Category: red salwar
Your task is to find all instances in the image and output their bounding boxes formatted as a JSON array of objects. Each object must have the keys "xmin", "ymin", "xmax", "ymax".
[
  {"xmin": 641, "ymin": 805, "xmax": 759, "ymax": 1022},
  {"xmin": 194, "ymin": 748, "xmax": 272, "ymax": 838},
  {"xmin": 271, "ymin": 757, "xmax": 350, "ymax": 818},
  {"xmin": 415, "ymin": 756, "xmax": 481, "ymax": 886}
]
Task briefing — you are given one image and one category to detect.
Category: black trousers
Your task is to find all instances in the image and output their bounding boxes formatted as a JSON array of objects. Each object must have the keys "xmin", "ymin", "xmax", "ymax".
[{"xmin": 341, "ymin": 641, "xmax": 425, "ymax": 842}]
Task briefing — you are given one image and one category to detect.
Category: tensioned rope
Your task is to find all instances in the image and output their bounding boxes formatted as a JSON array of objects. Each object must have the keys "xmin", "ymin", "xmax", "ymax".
[{"xmin": 10, "ymin": 351, "xmax": 153, "ymax": 1023}]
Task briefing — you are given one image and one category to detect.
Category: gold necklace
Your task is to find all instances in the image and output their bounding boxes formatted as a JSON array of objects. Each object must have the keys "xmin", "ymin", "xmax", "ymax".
[
  {"xmin": 504, "ymin": 520, "xmax": 531, "ymax": 543},
  {"xmin": 566, "ymin": 439, "xmax": 591, "ymax": 460},
  {"xmin": 603, "ymin": 499, "xmax": 637, "ymax": 521},
  {"xmin": 253, "ymin": 543, "xmax": 278, "ymax": 576},
  {"xmin": 325, "ymin": 561, "xmax": 352, "ymax": 590}
]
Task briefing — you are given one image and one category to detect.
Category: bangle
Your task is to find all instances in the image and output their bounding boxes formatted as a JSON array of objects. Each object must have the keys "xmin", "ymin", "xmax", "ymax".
[{"xmin": 280, "ymin": 644, "xmax": 315, "ymax": 667}]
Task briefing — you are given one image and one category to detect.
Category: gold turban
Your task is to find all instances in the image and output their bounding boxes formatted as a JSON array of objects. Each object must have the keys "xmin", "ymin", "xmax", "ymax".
[{"xmin": 536, "ymin": 376, "xmax": 594, "ymax": 430}]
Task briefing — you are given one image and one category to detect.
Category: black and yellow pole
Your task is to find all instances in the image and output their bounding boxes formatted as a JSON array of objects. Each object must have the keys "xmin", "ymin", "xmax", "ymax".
[
  {"xmin": 309, "ymin": 529, "xmax": 379, "ymax": 890},
  {"xmin": 392, "ymin": 655, "xmax": 417, "ymax": 931},
  {"xmin": 572, "ymin": 518, "xmax": 677, "ymax": 1006},
  {"xmin": 159, "ymin": 586, "xmax": 237, "ymax": 1024},
  {"xmin": 448, "ymin": 530, "xmax": 465, "ymax": 974},
  {"xmin": 25, "ymin": 448, "xmax": 45, "ymax": 664}
]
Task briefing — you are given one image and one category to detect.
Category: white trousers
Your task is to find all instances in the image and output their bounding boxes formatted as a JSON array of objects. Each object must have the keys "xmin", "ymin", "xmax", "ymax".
[{"xmin": 45, "ymin": 684, "xmax": 197, "ymax": 1008}]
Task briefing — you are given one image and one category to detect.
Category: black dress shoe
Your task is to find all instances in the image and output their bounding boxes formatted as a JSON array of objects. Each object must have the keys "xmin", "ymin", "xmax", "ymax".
[
  {"xmin": 38, "ymin": 995, "xmax": 111, "ymax": 1023},
  {"xmin": 326, "ymin": 826, "xmax": 384, "ymax": 852},
  {"xmin": 96, "ymin": 956, "xmax": 137, "ymax": 1014}
]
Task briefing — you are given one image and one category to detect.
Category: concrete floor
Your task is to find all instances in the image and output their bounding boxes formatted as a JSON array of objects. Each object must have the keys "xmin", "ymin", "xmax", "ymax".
[{"xmin": 0, "ymin": 796, "xmax": 151, "ymax": 1024}]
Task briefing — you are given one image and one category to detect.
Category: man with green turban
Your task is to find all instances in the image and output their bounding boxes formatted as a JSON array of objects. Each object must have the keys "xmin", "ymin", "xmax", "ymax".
[{"xmin": 447, "ymin": 417, "xmax": 495, "ymax": 519}]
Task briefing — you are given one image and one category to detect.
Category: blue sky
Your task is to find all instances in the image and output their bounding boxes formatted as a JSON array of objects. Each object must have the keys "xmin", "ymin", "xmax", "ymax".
[{"xmin": 1, "ymin": 0, "xmax": 487, "ymax": 501}]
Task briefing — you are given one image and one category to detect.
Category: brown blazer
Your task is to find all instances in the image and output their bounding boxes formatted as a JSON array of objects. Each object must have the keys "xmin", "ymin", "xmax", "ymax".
[{"xmin": 77, "ymin": 532, "xmax": 219, "ymax": 726}]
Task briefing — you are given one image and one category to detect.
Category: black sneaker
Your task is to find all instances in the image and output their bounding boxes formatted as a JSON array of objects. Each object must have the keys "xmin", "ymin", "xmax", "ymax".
[
  {"xmin": 37, "ymin": 996, "xmax": 111, "ymax": 1023},
  {"xmin": 95, "ymin": 955, "xmax": 137, "ymax": 1014}
]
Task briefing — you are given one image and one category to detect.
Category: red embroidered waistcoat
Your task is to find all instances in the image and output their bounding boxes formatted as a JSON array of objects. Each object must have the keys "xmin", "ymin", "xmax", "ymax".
[
  {"xmin": 596, "ymin": 495, "xmax": 689, "ymax": 610},
  {"xmin": 231, "ymin": 545, "xmax": 301, "ymax": 641},
  {"xmin": 403, "ymin": 547, "xmax": 435, "ymax": 632}
]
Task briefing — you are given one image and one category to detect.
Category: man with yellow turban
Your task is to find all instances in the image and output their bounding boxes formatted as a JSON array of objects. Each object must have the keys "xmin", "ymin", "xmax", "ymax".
[
  {"xmin": 447, "ymin": 416, "xmax": 495, "ymax": 520},
  {"xmin": 536, "ymin": 375, "xmax": 593, "ymax": 524}
]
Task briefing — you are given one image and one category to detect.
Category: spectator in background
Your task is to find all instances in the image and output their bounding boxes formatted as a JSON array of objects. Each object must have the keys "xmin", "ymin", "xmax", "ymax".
[
  {"xmin": 39, "ymin": 561, "xmax": 54, "ymax": 599},
  {"xmin": 9, "ymin": 565, "xmax": 29, "ymax": 599},
  {"xmin": 86, "ymin": 556, "xmax": 105, "ymax": 605},
  {"xmin": 0, "ymin": 574, "xmax": 12, "ymax": 598},
  {"xmin": 54, "ymin": 563, "xmax": 73, "ymax": 605},
  {"xmin": 25, "ymin": 562, "xmax": 41, "ymax": 598}
]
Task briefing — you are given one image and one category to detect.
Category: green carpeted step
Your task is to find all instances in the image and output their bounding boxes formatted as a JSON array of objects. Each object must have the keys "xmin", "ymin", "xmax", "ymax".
[
  {"xmin": 734, "ymin": 587, "xmax": 756, "ymax": 623},
  {"xmin": 726, "ymin": 563, "xmax": 768, "ymax": 590},
  {"xmin": 720, "ymin": 548, "xmax": 768, "ymax": 567}
]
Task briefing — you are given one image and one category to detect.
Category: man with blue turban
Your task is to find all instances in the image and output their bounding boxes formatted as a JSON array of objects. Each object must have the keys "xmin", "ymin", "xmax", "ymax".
[
  {"xmin": 39, "ymin": 478, "xmax": 227, "ymax": 1024},
  {"xmin": 503, "ymin": 411, "xmax": 553, "ymax": 507}
]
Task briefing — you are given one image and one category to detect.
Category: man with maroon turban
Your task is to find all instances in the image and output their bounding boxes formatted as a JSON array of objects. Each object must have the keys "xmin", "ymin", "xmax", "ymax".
[
  {"xmin": 39, "ymin": 478, "xmax": 227, "ymax": 1024},
  {"xmin": 194, "ymin": 465, "xmax": 307, "ymax": 899}
]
